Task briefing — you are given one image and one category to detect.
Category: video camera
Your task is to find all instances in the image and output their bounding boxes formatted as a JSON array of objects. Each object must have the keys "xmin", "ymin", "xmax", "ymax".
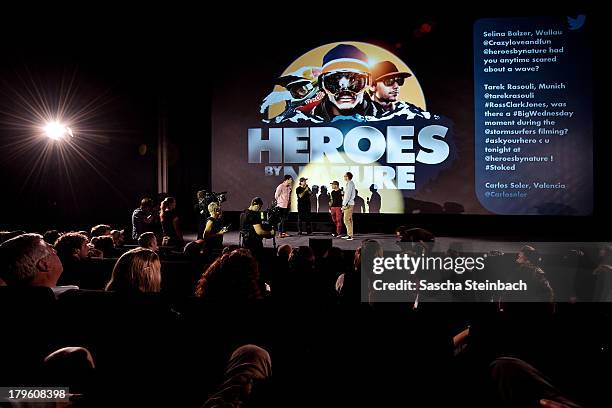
[
  {"xmin": 261, "ymin": 200, "xmax": 282, "ymax": 231},
  {"xmin": 204, "ymin": 190, "xmax": 227, "ymax": 204}
]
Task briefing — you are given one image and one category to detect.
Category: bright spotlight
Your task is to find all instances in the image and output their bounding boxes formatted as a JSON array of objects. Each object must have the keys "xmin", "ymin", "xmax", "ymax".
[{"xmin": 43, "ymin": 121, "xmax": 72, "ymax": 140}]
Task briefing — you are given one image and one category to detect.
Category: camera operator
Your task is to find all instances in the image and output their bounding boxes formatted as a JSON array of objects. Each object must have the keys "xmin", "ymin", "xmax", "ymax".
[
  {"xmin": 241, "ymin": 197, "xmax": 275, "ymax": 258},
  {"xmin": 274, "ymin": 175, "xmax": 293, "ymax": 238},
  {"xmin": 296, "ymin": 177, "xmax": 312, "ymax": 235}
]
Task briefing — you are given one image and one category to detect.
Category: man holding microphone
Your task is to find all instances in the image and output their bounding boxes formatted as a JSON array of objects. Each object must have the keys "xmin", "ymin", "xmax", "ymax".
[
  {"xmin": 342, "ymin": 172, "xmax": 356, "ymax": 241},
  {"xmin": 295, "ymin": 177, "xmax": 312, "ymax": 235}
]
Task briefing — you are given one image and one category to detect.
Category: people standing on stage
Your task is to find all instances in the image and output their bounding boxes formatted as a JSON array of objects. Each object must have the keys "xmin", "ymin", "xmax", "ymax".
[
  {"xmin": 342, "ymin": 172, "xmax": 356, "ymax": 241},
  {"xmin": 329, "ymin": 181, "xmax": 343, "ymax": 237},
  {"xmin": 160, "ymin": 197, "xmax": 184, "ymax": 247},
  {"xmin": 203, "ymin": 202, "xmax": 228, "ymax": 252},
  {"xmin": 367, "ymin": 184, "xmax": 381, "ymax": 213},
  {"xmin": 296, "ymin": 177, "xmax": 312, "ymax": 235},
  {"xmin": 241, "ymin": 197, "xmax": 275, "ymax": 258},
  {"xmin": 274, "ymin": 175, "xmax": 293, "ymax": 238}
]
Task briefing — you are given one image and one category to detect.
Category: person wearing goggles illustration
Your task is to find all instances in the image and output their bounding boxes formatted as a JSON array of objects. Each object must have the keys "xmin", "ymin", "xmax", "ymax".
[
  {"xmin": 260, "ymin": 66, "xmax": 324, "ymax": 123},
  {"xmin": 310, "ymin": 44, "xmax": 376, "ymax": 122}
]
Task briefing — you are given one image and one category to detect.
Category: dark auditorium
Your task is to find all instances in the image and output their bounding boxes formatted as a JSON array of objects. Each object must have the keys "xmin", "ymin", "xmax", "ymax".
[{"xmin": 0, "ymin": 5, "xmax": 609, "ymax": 408}]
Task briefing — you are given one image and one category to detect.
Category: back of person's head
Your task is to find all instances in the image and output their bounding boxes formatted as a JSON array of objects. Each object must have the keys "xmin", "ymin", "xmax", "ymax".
[
  {"xmin": 288, "ymin": 246, "xmax": 316, "ymax": 274},
  {"xmin": 184, "ymin": 240, "xmax": 205, "ymax": 258},
  {"xmin": 90, "ymin": 224, "xmax": 111, "ymax": 238},
  {"xmin": 276, "ymin": 244, "xmax": 292, "ymax": 260},
  {"xmin": 195, "ymin": 248, "xmax": 261, "ymax": 301},
  {"xmin": 0, "ymin": 230, "xmax": 26, "ymax": 245},
  {"xmin": 137, "ymin": 232, "xmax": 157, "ymax": 250},
  {"xmin": 105, "ymin": 247, "xmax": 161, "ymax": 293},
  {"xmin": 77, "ymin": 231, "xmax": 90, "ymax": 239},
  {"xmin": 519, "ymin": 245, "xmax": 541, "ymax": 265},
  {"xmin": 251, "ymin": 197, "xmax": 263, "ymax": 207},
  {"xmin": 43, "ymin": 230, "xmax": 61, "ymax": 245},
  {"xmin": 54, "ymin": 232, "xmax": 88, "ymax": 262},
  {"xmin": 0, "ymin": 233, "xmax": 57, "ymax": 286},
  {"xmin": 111, "ymin": 230, "xmax": 125, "ymax": 246},
  {"xmin": 140, "ymin": 197, "xmax": 153, "ymax": 209},
  {"xmin": 94, "ymin": 236, "xmax": 115, "ymax": 257},
  {"xmin": 355, "ymin": 239, "xmax": 383, "ymax": 271}
]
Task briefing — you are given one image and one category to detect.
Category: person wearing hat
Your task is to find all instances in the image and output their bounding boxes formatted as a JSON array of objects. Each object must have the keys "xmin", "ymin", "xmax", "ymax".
[
  {"xmin": 329, "ymin": 180, "xmax": 343, "ymax": 237},
  {"xmin": 295, "ymin": 177, "xmax": 312, "ymax": 235},
  {"xmin": 369, "ymin": 60, "xmax": 412, "ymax": 114},
  {"xmin": 311, "ymin": 44, "xmax": 375, "ymax": 122}
]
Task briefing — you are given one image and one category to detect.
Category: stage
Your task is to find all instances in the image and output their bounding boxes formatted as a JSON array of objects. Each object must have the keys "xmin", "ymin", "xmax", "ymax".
[{"xmin": 216, "ymin": 231, "xmax": 532, "ymax": 253}]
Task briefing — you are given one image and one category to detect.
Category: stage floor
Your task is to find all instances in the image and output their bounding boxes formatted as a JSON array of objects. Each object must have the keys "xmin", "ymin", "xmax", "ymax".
[{"xmin": 215, "ymin": 231, "xmax": 529, "ymax": 253}]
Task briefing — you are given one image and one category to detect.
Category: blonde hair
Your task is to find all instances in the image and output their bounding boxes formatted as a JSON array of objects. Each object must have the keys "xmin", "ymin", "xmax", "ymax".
[
  {"xmin": 105, "ymin": 248, "xmax": 161, "ymax": 293},
  {"xmin": 208, "ymin": 201, "xmax": 220, "ymax": 215}
]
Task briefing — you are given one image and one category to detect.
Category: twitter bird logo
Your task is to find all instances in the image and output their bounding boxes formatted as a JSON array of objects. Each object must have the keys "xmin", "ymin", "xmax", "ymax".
[{"xmin": 567, "ymin": 15, "xmax": 586, "ymax": 30}]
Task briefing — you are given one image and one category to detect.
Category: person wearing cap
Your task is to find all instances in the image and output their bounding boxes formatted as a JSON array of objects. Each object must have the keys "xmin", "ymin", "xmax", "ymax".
[
  {"xmin": 369, "ymin": 60, "xmax": 431, "ymax": 120},
  {"xmin": 274, "ymin": 175, "xmax": 293, "ymax": 238},
  {"xmin": 311, "ymin": 44, "xmax": 375, "ymax": 122},
  {"xmin": 341, "ymin": 172, "xmax": 356, "ymax": 240},
  {"xmin": 329, "ymin": 180, "xmax": 343, "ymax": 237},
  {"xmin": 369, "ymin": 61, "xmax": 412, "ymax": 113},
  {"xmin": 295, "ymin": 177, "xmax": 312, "ymax": 235}
]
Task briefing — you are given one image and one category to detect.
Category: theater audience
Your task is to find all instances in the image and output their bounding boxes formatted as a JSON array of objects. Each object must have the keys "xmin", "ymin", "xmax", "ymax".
[
  {"xmin": 195, "ymin": 248, "xmax": 261, "ymax": 301},
  {"xmin": 105, "ymin": 247, "xmax": 161, "ymax": 293}
]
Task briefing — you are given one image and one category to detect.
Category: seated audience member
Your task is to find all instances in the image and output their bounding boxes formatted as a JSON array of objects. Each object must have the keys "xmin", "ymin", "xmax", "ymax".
[
  {"xmin": 490, "ymin": 357, "xmax": 583, "ymax": 408},
  {"xmin": 90, "ymin": 224, "xmax": 111, "ymax": 238},
  {"xmin": 43, "ymin": 229, "xmax": 61, "ymax": 245},
  {"xmin": 195, "ymin": 248, "xmax": 262, "ymax": 301},
  {"xmin": 78, "ymin": 230, "xmax": 90, "ymax": 239},
  {"xmin": 203, "ymin": 344, "xmax": 272, "ymax": 408},
  {"xmin": 111, "ymin": 229, "xmax": 126, "ymax": 249},
  {"xmin": 337, "ymin": 239, "xmax": 383, "ymax": 303},
  {"xmin": 54, "ymin": 232, "xmax": 91, "ymax": 286},
  {"xmin": 504, "ymin": 245, "xmax": 554, "ymax": 303},
  {"xmin": 203, "ymin": 201, "xmax": 227, "ymax": 252},
  {"xmin": 137, "ymin": 232, "xmax": 158, "ymax": 252},
  {"xmin": 0, "ymin": 233, "xmax": 77, "ymax": 296},
  {"xmin": 105, "ymin": 247, "xmax": 161, "ymax": 293},
  {"xmin": 184, "ymin": 239, "xmax": 206, "ymax": 259},
  {"xmin": 94, "ymin": 235, "xmax": 119, "ymax": 258}
]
